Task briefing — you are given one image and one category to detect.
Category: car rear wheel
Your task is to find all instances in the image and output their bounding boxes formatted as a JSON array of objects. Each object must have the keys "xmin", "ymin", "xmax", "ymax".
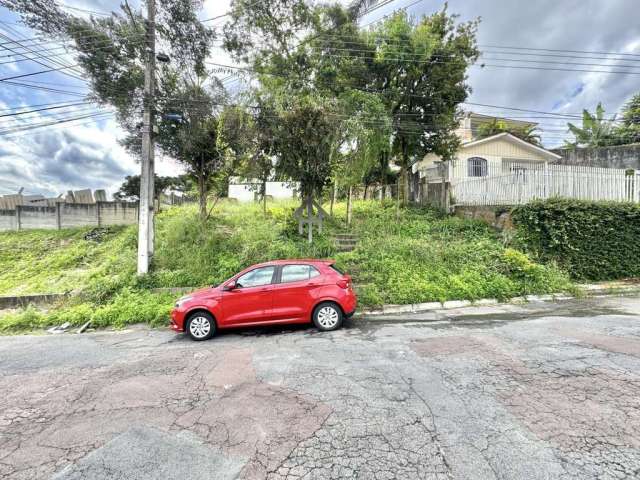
[
  {"xmin": 186, "ymin": 311, "xmax": 216, "ymax": 341},
  {"xmin": 312, "ymin": 302, "xmax": 343, "ymax": 331}
]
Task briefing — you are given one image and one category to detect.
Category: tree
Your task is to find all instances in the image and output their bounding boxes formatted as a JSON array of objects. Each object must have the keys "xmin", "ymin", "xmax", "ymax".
[
  {"xmin": 615, "ymin": 93, "xmax": 640, "ymax": 145},
  {"xmin": 239, "ymin": 99, "xmax": 279, "ymax": 214},
  {"xmin": 566, "ymin": 103, "xmax": 617, "ymax": 148},
  {"xmin": 337, "ymin": 90, "xmax": 391, "ymax": 225},
  {"xmin": 366, "ymin": 9, "xmax": 479, "ymax": 205},
  {"xmin": 477, "ymin": 119, "xmax": 541, "ymax": 145},
  {"xmin": 114, "ymin": 174, "xmax": 183, "ymax": 200},
  {"xmin": 272, "ymin": 96, "xmax": 341, "ymax": 242},
  {"xmin": 155, "ymin": 84, "xmax": 225, "ymax": 220},
  {"xmin": 3, "ymin": 0, "xmax": 225, "ymax": 220}
]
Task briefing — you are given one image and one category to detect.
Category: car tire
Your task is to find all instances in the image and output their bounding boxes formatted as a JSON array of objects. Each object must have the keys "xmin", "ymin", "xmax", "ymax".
[
  {"xmin": 312, "ymin": 302, "xmax": 343, "ymax": 332},
  {"xmin": 186, "ymin": 311, "xmax": 216, "ymax": 341}
]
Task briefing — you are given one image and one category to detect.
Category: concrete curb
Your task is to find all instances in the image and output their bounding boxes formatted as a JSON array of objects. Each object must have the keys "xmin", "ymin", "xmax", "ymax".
[
  {"xmin": 2, "ymin": 282, "xmax": 638, "ymax": 314},
  {"xmin": 359, "ymin": 284, "xmax": 640, "ymax": 316}
]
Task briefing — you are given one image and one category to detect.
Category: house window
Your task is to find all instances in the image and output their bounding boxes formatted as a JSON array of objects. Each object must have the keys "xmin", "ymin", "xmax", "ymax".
[{"xmin": 467, "ymin": 157, "xmax": 488, "ymax": 177}]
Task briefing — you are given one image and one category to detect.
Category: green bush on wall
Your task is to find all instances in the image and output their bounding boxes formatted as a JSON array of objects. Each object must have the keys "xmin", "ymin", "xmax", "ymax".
[{"xmin": 512, "ymin": 198, "xmax": 640, "ymax": 281}]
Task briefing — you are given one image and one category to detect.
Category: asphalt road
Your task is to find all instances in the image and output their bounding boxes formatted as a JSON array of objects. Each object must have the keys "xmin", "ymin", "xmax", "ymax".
[{"xmin": 1, "ymin": 296, "xmax": 640, "ymax": 479}]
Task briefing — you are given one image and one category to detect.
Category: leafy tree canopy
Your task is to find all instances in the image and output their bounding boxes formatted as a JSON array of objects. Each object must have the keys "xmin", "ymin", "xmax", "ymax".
[{"xmin": 114, "ymin": 174, "xmax": 192, "ymax": 201}]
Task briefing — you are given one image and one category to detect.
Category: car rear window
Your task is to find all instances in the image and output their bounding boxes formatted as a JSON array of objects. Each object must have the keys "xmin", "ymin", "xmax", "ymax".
[
  {"xmin": 329, "ymin": 264, "xmax": 345, "ymax": 275},
  {"xmin": 281, "ymin": 264, "xmax": 320, "ymax": 283}
]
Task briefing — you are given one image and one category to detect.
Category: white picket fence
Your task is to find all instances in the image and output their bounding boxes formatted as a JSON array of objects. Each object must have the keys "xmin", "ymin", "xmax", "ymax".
[{"xmin": 453, "ymin": 164, "xmax": 640, "ymax": 206}]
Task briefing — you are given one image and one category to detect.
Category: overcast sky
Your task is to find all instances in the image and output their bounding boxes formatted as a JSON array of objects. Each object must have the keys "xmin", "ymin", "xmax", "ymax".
[{"xmin": 0, "ymin": 0, "xmax": 639, "ymax": 198}]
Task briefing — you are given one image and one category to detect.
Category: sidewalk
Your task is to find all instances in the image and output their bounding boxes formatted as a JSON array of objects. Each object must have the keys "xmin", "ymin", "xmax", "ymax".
[{"xmin": 357, "ymin": 284, "xmax": 640, "ymax": 324}]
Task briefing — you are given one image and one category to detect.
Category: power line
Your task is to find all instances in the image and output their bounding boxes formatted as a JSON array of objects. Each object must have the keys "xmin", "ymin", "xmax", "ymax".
[
  {"xmin": 0, "ymin": 64, "xmax": 80, "ymax": 81},
  {"xmin": 0, "ymin": 99, "xmax": 92, "ymax": 112},
  {"xmin": 0, "ymin": 104, "xmax": 103, "ymax": 126},
  {"xmin": 0, "ymin": 29, "xmax": 146, "ymax": 57},
  {"xmin": 0, "ymin": 112, "xmax": 115, "ymax": 139},
  {"xmin": 0, "ymin": 101, "xmax": 91, "ymax": 118},
  {"xmin": 479, "ymin": 44, "xmax": 640, "ymax": 59},
  {"xmin": 55, "ymin": 2, "xmax": 112, "ymax": 17},
  {"xmin": 200, "ymin": 62, "xmax": 627, "ymax": 122},
  {"xmin": 1, "ymin": 78, "xmax": 87, "ymax": 96},
  {"xmin": 292, "ymin": 42, "xmax": 640, "ymax": 70},
  {"xmin": 0, "ymin": 23, "xmax": 86, "ymax": 75},
  {"xmin": 0, "ymin": 111, "xmax": 114, "ymax": 135}
]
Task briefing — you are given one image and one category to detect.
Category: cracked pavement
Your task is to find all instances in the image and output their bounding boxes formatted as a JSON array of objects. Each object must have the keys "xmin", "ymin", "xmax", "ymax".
[{"xmin": 1, "ymin": 295, "xmax": 640, "ymax": 479}]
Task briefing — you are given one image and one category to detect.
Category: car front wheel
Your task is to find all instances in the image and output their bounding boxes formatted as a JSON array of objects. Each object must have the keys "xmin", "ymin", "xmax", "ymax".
[
  {"xmin": 186, "ymin": 311, "xmax": 216, "ymax": 341},
  {"xmin": 312, "ymin": 302, "xmax": 343, "ymax": 331}
]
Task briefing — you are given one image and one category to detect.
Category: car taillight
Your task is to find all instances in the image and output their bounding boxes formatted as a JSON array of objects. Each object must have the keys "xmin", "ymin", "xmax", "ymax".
[{"xmin": 337, "ymin": 275, "xmax": 351, "ymax": 289}]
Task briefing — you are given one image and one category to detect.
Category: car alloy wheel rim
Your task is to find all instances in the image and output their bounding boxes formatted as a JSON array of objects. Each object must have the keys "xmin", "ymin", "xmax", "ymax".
[
  {"xmin": 189, "ymin": 316, "xmax": 211, "ymax": 338},
  {"xmin": 317, "ymin": 306, "xmax": 339, "ymax": 328}
]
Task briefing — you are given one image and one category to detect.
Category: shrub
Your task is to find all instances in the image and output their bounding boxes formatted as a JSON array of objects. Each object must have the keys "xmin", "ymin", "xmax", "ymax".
[{"xmin": 512, "ymin": 199, "xmax": 640, "ymax": 281}]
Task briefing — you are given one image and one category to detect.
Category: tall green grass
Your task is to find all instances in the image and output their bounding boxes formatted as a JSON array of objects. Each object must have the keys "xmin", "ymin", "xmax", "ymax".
[{"xmin": 0, "ymin": 199, "xmax": 575, "ymax": 332}]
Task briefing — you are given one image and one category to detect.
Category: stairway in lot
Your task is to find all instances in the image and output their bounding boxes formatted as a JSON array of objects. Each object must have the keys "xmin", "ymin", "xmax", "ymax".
[{"xmin": 333, "ymin": 233, "xmax": 359, "ymax": 252}]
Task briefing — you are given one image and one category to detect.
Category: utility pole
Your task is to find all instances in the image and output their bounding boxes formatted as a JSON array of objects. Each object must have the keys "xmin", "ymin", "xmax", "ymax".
[{"xmin": 137, "ymin": 0, "xmax": 156, "ymax": 275}]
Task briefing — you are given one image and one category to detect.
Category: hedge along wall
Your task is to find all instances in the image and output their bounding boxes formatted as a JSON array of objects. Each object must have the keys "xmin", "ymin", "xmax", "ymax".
[{"xmin": 511, "ymin": 198, "xmax": 640, "ymax": 281}]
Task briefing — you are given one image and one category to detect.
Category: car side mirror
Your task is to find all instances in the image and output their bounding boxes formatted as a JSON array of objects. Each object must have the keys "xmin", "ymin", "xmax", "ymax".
[{"xmin": 223, "ymin": 281, "xmax": 237, "ymax": 291}]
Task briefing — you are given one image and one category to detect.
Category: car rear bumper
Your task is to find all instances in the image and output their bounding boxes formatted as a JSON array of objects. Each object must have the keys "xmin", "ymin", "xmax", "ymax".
[{"xmin": 342, "ymin": 291, "xmax": 357, "ymax": 317}]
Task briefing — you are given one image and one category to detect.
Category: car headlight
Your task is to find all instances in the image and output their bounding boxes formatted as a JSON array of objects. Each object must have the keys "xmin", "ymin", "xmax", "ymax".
[{"xmin": 175, "ymin": 296, "xmax": 193, "ymax": 308}]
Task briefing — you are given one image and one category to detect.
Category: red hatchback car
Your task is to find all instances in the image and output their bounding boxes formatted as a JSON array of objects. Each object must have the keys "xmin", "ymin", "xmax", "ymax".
[{"xmin": 170, "ymin": 259, "xmax": 357, "ymax": 340}]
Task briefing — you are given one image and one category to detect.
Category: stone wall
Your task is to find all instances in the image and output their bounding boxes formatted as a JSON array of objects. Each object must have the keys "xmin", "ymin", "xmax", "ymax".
[
  {"xmin": 0, "ymin": 202, "xmax": 138, "ymax": 232},
  {"xmin": 552, "ymin": 143, "xmax": 640, "ymax": 170},
  {"xmin": 454, "ymin": 205, "xmax": 514, "ymax": 231}
]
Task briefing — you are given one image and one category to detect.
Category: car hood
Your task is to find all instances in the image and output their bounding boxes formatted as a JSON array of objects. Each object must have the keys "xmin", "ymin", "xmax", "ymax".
[{"xmin": 185, "ymin": 286, "xmax": 222, "ymax": 299}]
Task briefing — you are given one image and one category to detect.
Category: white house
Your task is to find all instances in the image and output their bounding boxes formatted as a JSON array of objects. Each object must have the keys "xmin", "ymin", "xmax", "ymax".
[
  {"xmin": 414, "ymin": 112, "xmax": 562, "ymax": 184},
  {"xmin": 413, "ymin": 113, "xmax": 640, "ymax": 207}
]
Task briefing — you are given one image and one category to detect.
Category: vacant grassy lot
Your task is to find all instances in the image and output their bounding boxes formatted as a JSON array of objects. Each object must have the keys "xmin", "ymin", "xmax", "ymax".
[{"xmin": 0, "ymin": 200, "xmax": 574, "ymax": 332}]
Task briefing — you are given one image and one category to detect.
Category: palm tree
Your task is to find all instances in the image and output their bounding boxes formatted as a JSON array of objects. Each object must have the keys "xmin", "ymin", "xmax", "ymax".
[{"xmin": 477, "ymin": 119, "xmax": 542, "ymax": 146}]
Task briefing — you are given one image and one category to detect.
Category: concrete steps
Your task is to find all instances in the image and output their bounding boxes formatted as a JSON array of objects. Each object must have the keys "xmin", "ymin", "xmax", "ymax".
[{"xmin": 333, "ymin": 233, "xmax": 359, "ymax": 252}]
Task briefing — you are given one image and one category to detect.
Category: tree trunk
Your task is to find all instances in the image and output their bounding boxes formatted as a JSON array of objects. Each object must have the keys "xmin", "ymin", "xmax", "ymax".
[
  {"xmin": 198, "ymin": 172, "xmax": 206, "ymax": 221},
  {"xmin": 262, "ymin": 179, "xmax": 267, "ymax": 215},
  {"xmin": 395, "ymin": 176, "xmax": 400, "ymax": 220},
  {"xmin": 306, "ymin": 193, "xmax": 313, "ymax": 244},
  {"xmin": 330, "ymin": 183, "xmax": 336, "ymax": 216},
  {"xmin": 364, "ymin": 184, "xmax": 369, "ymax": 200},
  {"xmin": 403, "ymin": 166, "xmax": 410, "ymax": 206},
  {"xmin": 347, "ymin": 185, "xmax": 353, "ymax": 226}
]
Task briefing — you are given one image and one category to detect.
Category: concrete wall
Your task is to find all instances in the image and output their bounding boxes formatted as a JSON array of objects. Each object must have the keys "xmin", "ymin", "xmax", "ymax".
[
  {"xmin": 60, "ymin": 203, "xmax": 99, "ymax": 228},
  {"xmin": 0, "ymin": 209, "xmax": 17, "ymax": 230},
  {"xmin": 99, "ymin": 202, "xmax": 139, "ymax": 225},
  {"xmin": 20, "ymin": 205, "xmax": 58, "ymax": 230},
  {"xmin": 552, "ymin": 143, "xmax": 640, "ymax": 170},
  {"xmin": 0, "ymin": 202, "xmax": 138, "ymax": 232}
]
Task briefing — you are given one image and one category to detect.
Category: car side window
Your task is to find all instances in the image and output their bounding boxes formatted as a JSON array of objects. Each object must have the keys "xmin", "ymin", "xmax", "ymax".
[
  {"xmin": 281, "ymin": 265, "xmax": 320, "ymax": 283},
  {"xmin": 236, "ymin": 266, "xmax": 275, "ymax": 288}
]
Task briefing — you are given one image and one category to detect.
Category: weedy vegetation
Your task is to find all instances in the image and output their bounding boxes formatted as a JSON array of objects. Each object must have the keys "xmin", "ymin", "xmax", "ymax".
[{"xmin": 0, "ymin": 200, "xmax": 576, "ymax": 332}]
